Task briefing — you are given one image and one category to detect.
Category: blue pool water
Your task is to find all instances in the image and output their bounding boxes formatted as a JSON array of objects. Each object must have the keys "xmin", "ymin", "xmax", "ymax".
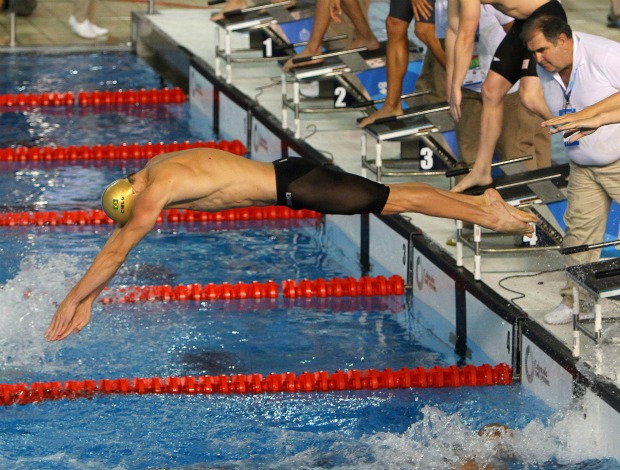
[{"xmin": 0, "ymin": 51, "xmax": 618, "ymax": 469}]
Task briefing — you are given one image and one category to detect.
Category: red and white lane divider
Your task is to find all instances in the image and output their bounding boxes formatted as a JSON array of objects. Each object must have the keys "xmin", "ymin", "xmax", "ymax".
[
  {"xmin": 0, "ymin": 363, "xmax": 513, "ymax": 406},
  {"xmin": 0, "ymin": 206, "xmax": 322, "ymax": 227},
  {"xmin": 0, "ymin": 139, "xmax": 247, "ymax": 162},
  {"xmin": 0, "ymin": 87, "xmax": 186, "ymax": 108},
  {"xmin": 99, "ymin": 274, "xmax": 406, "ymax": 304}
]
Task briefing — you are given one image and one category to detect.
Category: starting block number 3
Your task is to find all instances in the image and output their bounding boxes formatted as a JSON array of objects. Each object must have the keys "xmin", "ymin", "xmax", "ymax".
[{"xmin": 420, "ymin": 147, "xmax": 434, "ymax": 170}]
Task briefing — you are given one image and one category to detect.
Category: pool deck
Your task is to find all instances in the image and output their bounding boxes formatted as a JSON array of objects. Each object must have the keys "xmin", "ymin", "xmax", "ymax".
[{"xmin": 4, "ymin": 0, "xmax": 620, "ymax": 402}]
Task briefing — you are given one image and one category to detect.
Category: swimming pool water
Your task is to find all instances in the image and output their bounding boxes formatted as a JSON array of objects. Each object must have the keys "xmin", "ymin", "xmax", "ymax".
[
  {"xmin": 0, "ymin": 51, "xmax": 618, "ymax": 469},
  {"xmin": 0, "ymin": 51, "xmax": 212, "ymax": 148}
]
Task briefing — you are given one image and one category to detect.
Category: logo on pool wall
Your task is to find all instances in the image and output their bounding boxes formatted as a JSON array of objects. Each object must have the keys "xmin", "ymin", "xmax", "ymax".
[
  {"xmin": 524, "ymin": 345, "xmax": 550, "ymax": 386},
  {"xmin": 414, "ymin": 255, "xmax": 437, "ymax": 292}
]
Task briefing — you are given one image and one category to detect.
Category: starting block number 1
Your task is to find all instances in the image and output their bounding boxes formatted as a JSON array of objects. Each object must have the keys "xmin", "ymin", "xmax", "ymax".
[{"xmin": 263, "ymin": 38, "xmax": 273, "ymax": 58}]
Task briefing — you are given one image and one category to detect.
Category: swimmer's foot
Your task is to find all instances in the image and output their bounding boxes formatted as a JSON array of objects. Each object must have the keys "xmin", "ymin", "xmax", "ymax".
[
  {"xmin": 359, "ymin": 105, "xmax": 402, "ymax": 128},
  {"xmin": 346, "ymin": 35, "xmax": 381, "ymax": 52},
  {"xmin": 211, "ymin": 0, "xmax": 247, "ymax": 21},
  {"xmin": 451, "ymin": 167, "xmax": 493, "ymax": 193},
  {"xmin": 482, "ymin": 188, "xmax": 538, "ymax": 235},
  {"xmin": 282, "ymin": 47, "xmax": 323, "ymax": 72}
]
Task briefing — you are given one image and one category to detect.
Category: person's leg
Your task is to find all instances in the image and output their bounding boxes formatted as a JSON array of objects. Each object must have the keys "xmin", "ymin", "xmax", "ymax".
[
  {"xmin": 455, "ymin": 89, "xmax": 482, "ymax": 166},
  {"xmin": 544, "ymin": 164, "xmax": 611, "ymax": 324},
  {"xmin": 413, "ymin": 20, "xmax": 445, "ymax": 69},
  {"xmin": 340, "ymin": 0, "xmax": 380, "ymax": 50},
  {"xmin": 451, "ymin": 71, "xmax": 512, "ymax": 192},
  {"xmin": 507, "ymin": 91, "xmax": 551, "ymax": 170},
  {"xmin": 383, "ymin": 183, "xmax": 536, "ymax": 234},
  {"xmin": 211, "ymin": 0, "xmax": 250, "ymax": 21},
  {"xmin": 72, "ymin": 0, "xmax": 90, "ymax": 22},
  {"xmin": 282, "ymin": 0, "xmax": 333, "ymax": 71},
  {"xmin": 86, "ymin": 0, "xmax": 98, "ymax": 22},
  {"xmin": 609, "ymin": 0, "xmax": 620, "ymax": 25},
  {"xmin": 358, "ymin": 15, "xmax": 409, "ymax": 127}
]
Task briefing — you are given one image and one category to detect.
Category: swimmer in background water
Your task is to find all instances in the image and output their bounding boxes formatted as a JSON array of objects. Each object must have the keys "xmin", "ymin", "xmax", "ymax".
[{"xmin": 44, "ymin": 148, "xmax": 537, "ymax": 341}]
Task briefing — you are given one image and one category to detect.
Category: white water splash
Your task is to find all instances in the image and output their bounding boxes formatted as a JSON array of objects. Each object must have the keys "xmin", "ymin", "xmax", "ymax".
[
  {"xmin": 272, "ymin": 404, "xmax": 613, "ymax": 469},
  {"xmin": 0, "ymin": 253, "xmax": 82, "ymax": 377}
]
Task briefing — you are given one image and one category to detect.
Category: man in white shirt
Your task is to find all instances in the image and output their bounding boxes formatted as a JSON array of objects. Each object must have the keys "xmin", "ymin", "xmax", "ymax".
[{"xmin": 522, "ymin": 15, "xmax": 620, "ymax": 324}]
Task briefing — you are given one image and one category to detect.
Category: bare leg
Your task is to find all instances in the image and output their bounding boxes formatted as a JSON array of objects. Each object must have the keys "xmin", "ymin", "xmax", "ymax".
[
  {"xmin": 383, "ymin": 183, "xmax": 537, "ymax": 235},
  {"xmin": 282, "ymin": 0, "xmax": 331, "ymax": 71},
  {"xmin": 359, "ymin": 15, "xmax": 409, "ymax": 127},
  {"xmin": 283, "ymin": 0, "xmax": 378, "ymax": 72},
  {"xmin": 340, "ymin": 0, "xmax": 380, "ymax": 51},
  {"xmin": 414, "ymin": 21, "xmax": 446, "ymax": 69},
  {"xmin": 451, "ymin": 71, "xmax": 512, "ymax": 192}
]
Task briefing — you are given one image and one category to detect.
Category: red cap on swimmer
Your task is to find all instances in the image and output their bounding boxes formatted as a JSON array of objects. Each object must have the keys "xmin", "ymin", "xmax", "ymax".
[{"xmin": 101, "ymin": 178, "xmax": 134, "ymax": 224}]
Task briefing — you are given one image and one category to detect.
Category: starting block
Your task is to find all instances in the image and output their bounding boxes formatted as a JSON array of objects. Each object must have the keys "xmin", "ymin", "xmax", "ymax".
[
  {"xmin": 281, "ymin": 43, "xmax": 423, "ymax": 138},
  {"xmin": 360, "ymin": 100, "xmax": 459, "ymax": 181},
  {"xmin": 213, "ymin": 0, "xmax": 315, "ymax": 83},
  {"xmin": 566, "ymin": 252, "xmax": 620, "ymax": 357},
  {"xmin": 453, "ymin": 164, "xmax": 569, "ymax": 280}
]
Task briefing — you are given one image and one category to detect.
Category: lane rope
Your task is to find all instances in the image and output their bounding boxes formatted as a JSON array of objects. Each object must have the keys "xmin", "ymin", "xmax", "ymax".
[
  {"xmin": 0, "ymin": 87, "xmax": 186, "ymax": 108},
  {"xmin": 99, "ymin": 274, "xmax": 405, "ymax": 303},
  {"xmin": 0, "ymin": 206, "xmax": 322, "ymax": 227},
  {"xmin": 0, "ymin": 363, "xmax": 513, "ymax": 406},
  {"xmin": 0, "ymin": 139, "xmax": 246, "ymax": 162}
]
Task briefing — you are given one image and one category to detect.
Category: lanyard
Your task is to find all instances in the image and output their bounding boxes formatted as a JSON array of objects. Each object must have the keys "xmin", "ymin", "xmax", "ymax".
[{"xmin": 563, "ymin": 68, "xmax": 577, "ymax": 110}]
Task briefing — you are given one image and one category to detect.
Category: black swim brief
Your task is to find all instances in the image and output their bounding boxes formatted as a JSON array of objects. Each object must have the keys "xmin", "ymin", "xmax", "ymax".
[
  {"xmin": 389, "ymin": 0, "xmax": 435, "ymax": 23},
  {"xmin": 490, "ymin": 0, "xmax": 567, "ymax": 84},
  {"xmin": 273, "ymin": 157, "xmax": 390, "ymax": 215}
]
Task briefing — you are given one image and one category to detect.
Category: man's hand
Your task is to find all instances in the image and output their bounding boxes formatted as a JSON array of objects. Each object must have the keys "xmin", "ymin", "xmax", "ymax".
[
  {"xmin": 449, "ymin": 85, "xmax": 462, "ymax": 122},
  {"xmin": 542, "ymin": 112, "xmax": 603, "ymax": 142},
  {"xmin": 411, "ymin": 0, "xmax": 433, "ymax": 21},
  {"xmin": 45, "ymin": 298, "xmax": 92, "ymax": 341}
]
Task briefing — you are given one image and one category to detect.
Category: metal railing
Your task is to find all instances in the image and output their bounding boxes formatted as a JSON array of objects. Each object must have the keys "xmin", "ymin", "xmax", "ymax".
[{"xmin": 5, "ymin": 0, "xmax": 157, "ymax": 47}]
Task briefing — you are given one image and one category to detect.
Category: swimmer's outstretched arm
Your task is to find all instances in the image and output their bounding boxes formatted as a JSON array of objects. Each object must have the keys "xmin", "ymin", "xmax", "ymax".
[
  {"xmin": 383, "ymin": 183, "xmax": 537, "ymax": 235},
  {"xmin": 541, "ymin": 92, "xmax": 620, "ymax": 142},
  {"xmin": 45, "ymin": 187, "xmax": 165, "ymax": 341}
]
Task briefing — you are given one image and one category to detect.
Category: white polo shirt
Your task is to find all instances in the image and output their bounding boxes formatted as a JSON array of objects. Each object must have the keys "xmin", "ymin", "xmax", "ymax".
[{"xmin": 537, "ymin": 32, "xmax": 620, "ymax": 166}]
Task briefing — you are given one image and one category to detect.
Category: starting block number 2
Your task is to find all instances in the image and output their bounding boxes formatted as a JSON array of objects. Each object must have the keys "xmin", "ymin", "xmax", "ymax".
[{"xmin": 334, "ymin": 86, "xmax": 353, "ymax": 108}]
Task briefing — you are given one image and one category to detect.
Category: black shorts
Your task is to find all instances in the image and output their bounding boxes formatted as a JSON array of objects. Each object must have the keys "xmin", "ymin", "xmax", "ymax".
[
  {"xmin": 389, "ymin": 0, "xmax": 435, "ymax": 24},
  {"xmin": 273, "ymin": 157, "xmax": 390, "ymax": 215},
  {"xmin": 490, "ymin": 0, "xmax": 566, "ymax": 84}
]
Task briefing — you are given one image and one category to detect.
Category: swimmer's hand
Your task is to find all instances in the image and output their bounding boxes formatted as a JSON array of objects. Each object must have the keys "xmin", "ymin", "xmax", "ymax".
[{"xmin": 45, "ymin": 297, "xmax": 92, "ymax": 341}]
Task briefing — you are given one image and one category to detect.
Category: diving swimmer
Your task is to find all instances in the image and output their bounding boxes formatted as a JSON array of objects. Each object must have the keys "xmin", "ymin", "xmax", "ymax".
[{"xmin": 45, "ymin": 148, "xmax": 537, "ymax": 341}]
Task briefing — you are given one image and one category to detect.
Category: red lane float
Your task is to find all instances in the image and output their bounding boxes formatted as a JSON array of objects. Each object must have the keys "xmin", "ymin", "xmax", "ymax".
[
  {"xmin": 98, "ymin": 275, "xmax": 405, "ymax": 304},
  {"xmin": 0, "ymin": 139, "xmax": 247, "ymax": 162},
  {"xmin": 0, "ymin": 205, "xmax": 322, "ymax": 227},
  {"xmin": 0, "ymin": 363, "xmax": 513, "ymax": 406},
  {"xmin": 0, "ymin": 87, "xmax": 186, "ymax": 108}
]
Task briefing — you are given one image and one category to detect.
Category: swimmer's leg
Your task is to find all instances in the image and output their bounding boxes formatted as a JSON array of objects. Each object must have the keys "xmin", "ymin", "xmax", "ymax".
[{"xmin": 383, "ymin": 183, "xmax": 537, "ymax": 235}]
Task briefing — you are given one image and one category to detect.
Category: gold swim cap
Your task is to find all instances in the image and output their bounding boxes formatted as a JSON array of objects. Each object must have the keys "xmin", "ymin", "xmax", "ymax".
[{"xmin": 101, "ymin": 178, "xmax": 134, "ymax": 224}]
